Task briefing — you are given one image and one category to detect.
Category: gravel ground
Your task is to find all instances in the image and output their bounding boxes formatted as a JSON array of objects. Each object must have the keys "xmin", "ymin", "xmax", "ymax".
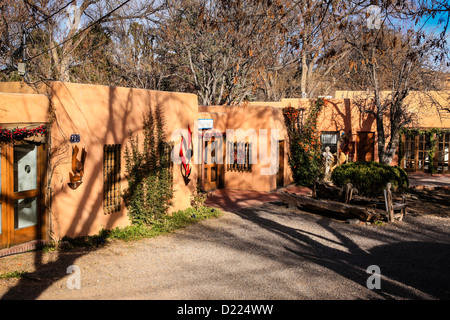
[{"xmin": 1, "ymin": 194, "xmax": 450, "ymax": 300}]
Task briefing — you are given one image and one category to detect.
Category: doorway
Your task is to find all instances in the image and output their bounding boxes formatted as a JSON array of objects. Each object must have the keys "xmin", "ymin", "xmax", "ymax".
[
  {"xmin": 357, "ymin": 132, "xmax": 375, "ymax": 162},
  {"xmin": 0, "ymin": 143, "xmax": 47, "ymax": 250},
  {"xmin": 202, "ymin": 136, "xmax": 224, "ymax": 191},
  {"xmin": 277, "ymin": 140, "xmax": 284, "ymax": 188}
]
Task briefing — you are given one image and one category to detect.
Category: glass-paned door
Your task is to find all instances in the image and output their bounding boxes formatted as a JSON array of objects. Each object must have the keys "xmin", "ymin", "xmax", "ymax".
[
  {"xmin": 0, "ymin": 143, "xmax": 46, "ymax": 250},
  {"xmin": 403, "ymin": 134, "xmax": 416, "ymax": 171},
  {"xmin": 417, "ymin": 134, "xmax": 430, "ymax": 171},
  {"xmin": 436, "ymin": 134, "xmax": 450, "ymax": 173}
]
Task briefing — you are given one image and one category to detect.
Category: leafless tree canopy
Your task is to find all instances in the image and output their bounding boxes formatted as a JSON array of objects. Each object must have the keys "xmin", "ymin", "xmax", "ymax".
[{"xmin": 0, "ymin": 0, "xmax": 448, "ymax": 105}]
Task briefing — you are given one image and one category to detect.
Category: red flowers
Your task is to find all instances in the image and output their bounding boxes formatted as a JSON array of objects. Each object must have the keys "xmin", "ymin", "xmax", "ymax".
[{"xmin": 0, "ymin": 124, "xmax": 47, "ymax": 142}]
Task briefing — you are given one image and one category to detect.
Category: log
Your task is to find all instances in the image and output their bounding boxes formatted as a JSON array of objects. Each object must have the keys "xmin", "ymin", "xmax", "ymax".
[
  {"xmin": 279, "ymin": 191, "xmax": 381, "ymax": 222},
  {"xmin": 313, "ymin": 179, "xmax": 358, "ymax": 203}
]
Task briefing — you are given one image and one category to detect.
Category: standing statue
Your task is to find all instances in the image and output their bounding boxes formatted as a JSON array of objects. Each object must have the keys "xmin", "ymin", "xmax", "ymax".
[{"xmin": 323, "ymin": 146, "xmax": 334, "ymax": 181}]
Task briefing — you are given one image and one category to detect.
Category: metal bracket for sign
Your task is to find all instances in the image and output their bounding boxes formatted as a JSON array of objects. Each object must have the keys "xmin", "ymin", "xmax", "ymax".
[{"xmin": 70, "ymin": 134, "xmax": 81, "ymax": 143}]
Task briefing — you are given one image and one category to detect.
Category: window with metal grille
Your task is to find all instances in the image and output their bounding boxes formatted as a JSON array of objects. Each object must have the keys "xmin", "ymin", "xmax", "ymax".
[
  {"xmin": 103, "ymin": 144, "xmax": 121, "ymax": 214},
  {"xmin": 321, "ymin": 132, "xmax": 339, "ymax": 154},
  {"xmin": 227, "ymin": 141, "xmax": 252, "ymax": 172},
  {"xmin": 164, "ymin": 141, "xmax": 174, "ymax": 189}
]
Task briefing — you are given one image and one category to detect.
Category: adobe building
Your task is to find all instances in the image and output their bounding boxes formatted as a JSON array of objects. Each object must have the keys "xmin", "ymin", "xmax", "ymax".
[
  {"xmin": 0, "ymin": 81, "xmax": 199, "ymax": 251},
  {"xmin": 1, "ymin": 81, "xmax": 449, "ymax": 253},
  {"xmin": 250, "ymin": 92, "xmax": 450, "ymax": 172}
]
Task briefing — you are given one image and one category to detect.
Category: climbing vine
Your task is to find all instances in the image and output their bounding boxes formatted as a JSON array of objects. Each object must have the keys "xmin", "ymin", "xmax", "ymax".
[{"xmin": 283, "ymin": 98, "xmax": 325, "ymax": 187}]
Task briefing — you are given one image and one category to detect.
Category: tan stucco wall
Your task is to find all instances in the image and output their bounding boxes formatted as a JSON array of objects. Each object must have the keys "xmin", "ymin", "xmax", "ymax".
[
  {"xmin": 1, "ymin": 81, "xmax": 199, "ymax": 239},
  {"xmin": 199, "ymin": 105, "xmax": 293, "ymax": 191},
  {"xmin": 319, "ymin": 99, "xmax": 379, "ymax": 162},
  {"xmin": 3, "ymin": 81, "xmax": 448, "ymax": 239},
  {"xmin": 0, "ymin": 81, "xmax": 47, "ymax": 95},
  {"xmin": 48, "ymin": 82, "xmax": 198, "ymax": 238},
  {"xmin": 0, "ymin": 92, "xmax": 49, "ymax": 124},
  {"xmin": 334, "ymin": 90, "xmax": 450, "ymax": 128},
  {"xmin": 248, "ymin": 98, "xmax": 310, "ymax": 109}
]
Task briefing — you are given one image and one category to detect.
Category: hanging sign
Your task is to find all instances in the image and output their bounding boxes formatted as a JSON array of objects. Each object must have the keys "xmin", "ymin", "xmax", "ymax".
[{"xmin": 198, "ymin": 119, "xmax": 213, "ymax": 130}]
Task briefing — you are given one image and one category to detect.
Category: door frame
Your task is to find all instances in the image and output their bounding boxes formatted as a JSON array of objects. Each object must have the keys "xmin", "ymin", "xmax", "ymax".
[{"xmin": 0, "ymin": 142, "xmax": 47, "ymax": 250}]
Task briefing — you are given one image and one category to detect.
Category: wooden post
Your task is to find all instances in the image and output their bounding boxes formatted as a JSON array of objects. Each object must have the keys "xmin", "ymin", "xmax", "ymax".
[{"xmin": 384, "ymin": 182, "xmax": 394, "ymax": 222}]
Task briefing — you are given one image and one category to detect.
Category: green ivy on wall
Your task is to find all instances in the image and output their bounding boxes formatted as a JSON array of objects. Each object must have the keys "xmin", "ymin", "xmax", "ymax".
[{"xmin": 283, "ymin": 98, "xmax": 325, "ymax": 187}]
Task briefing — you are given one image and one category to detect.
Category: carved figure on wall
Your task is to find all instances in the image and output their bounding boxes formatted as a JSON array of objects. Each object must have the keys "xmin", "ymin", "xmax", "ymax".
[
  {"xmin": 68, "ymin": 145, "xmax": 87, "ymax": 190},
  {"xmin": 180, "ymin": 125, "xmax": 192, "ymax": 185}
]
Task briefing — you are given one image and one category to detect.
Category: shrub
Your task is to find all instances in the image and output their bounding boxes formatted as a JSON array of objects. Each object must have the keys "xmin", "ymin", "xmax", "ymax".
[
  {"xmin": 331, "ymin": 161, "xmax": 409, "ymax": 196},
  {"xmin": 283, "ymin": 98, "xmax": 325, "ymax": 187}
]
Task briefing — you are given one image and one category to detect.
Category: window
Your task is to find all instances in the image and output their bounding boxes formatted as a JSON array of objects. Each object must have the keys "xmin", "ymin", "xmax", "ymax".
[
  {"xmin": 103, "ymin": 144, "xmax": 121, "ymax": 214},
  {"xmin": 321, "ymin": 132, "xmax": 339, "ymax": 154},
  {"xmin": 227, "ymin": 141, "xmax": 252, "ymax": 172},
  {"xmin": 164, "ymin": 141, "xmax": 174, "ymax": 189}
]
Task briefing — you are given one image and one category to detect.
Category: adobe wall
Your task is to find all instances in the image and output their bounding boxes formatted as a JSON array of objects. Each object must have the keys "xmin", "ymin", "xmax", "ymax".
[
  {"xmin": 199, "ymin": 105, "xmax": 293, "ymax": 191},
  {"xmin": 1, "ymin": 81, "xmax": 199, "ymax": 239},
  {"xmin": 0, "ymin": 92, "xmax": 49, "ymax": 124},
  {"xmin": 47, "ymin": 82, "xmax": 199, "ymax": 238},
  {"xmin": 319, "ymin": 99, "xmax": 379, "ymax": 163}
]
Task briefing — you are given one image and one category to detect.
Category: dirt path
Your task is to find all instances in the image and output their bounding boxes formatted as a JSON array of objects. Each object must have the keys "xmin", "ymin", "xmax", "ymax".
[{"xmin": 1, "ymin": 191, "xmax": 449, "ymax": 300}]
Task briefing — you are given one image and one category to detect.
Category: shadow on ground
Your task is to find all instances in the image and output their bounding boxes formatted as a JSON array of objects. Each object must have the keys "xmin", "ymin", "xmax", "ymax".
[{"xmin": 222, "ymin": 202, "xmax": 450, "ymax": 299}]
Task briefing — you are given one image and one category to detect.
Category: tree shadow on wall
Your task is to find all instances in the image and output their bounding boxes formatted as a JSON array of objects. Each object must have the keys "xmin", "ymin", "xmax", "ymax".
[{"xmin": 0, "ymin": 84, "xmax": 193, "ymax": 300}]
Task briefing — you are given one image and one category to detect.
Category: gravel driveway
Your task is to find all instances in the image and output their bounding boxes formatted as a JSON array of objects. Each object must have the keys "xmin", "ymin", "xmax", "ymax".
[{"xmin": 1, "ymin": 202, "xmax": 450, "ymax": 300}]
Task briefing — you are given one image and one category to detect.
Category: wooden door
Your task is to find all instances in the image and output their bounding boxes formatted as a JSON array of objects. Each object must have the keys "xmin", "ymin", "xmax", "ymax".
[
  {"xmin": 202, "ymin": 137, "xmax": 224, "ymax": 191},
  {"xmin": 0, "ymin": 143, "xmax": 46, "ymax": 249},
  {"xmin": 357, "ymin": 132, "xmax": 374, "ymax": 162},
  {"xmin": 277, "ymin": 140, "xmax": 284, "ymax": 188}
]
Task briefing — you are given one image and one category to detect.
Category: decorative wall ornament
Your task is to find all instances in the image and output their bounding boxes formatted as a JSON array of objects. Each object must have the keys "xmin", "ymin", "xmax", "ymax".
[
  {"xmin": 179, "ymin": 124, "xmax": 192, "ymax": 180},
  {"xmin": 68, "ymin": 145, "xmax": 87, "ymax": 190}
]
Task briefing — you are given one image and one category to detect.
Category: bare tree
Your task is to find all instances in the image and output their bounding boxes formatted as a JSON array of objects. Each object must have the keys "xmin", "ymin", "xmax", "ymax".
[
  {"xmin": 341, "ymin": 11, "xmax": 447, "ymax": 164},
  {"xmin": 0, "ymin": 0, "xmax": 164, "ymax": 83},
  {"xmin": 156, "ymin": 0, "xmax": 292, "ymax": 105}
]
